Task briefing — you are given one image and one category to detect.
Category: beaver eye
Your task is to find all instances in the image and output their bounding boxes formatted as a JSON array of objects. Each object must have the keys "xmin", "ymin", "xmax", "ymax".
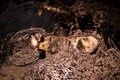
[{"xmin": 40, "ymin": 36, "xmax": 44, "ymax": 42}]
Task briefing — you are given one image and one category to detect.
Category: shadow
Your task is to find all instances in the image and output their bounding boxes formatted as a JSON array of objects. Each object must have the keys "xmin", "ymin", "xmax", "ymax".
[
  {"xmin": 38, "ymin": 49, "xmax": 46, "ymax": 59},
  {"xmin": 97, "ymin": 22, "xmax": 118, "ymax": 49}
]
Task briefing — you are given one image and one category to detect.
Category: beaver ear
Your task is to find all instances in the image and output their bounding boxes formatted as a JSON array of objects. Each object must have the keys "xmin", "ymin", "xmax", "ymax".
[{"xmin": 30, "ymin": 35, "xmax": 38, "ymax": 47}]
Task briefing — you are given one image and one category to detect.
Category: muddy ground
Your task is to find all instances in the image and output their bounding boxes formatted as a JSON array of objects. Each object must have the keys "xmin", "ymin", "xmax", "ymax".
[{"xmin": 0, "ymin": 0, "xmax": 120, "ymax": 80}]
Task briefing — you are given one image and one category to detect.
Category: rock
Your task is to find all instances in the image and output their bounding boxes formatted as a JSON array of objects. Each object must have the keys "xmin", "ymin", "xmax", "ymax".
[{"xmin": 76, "ymin": 36, "xmax": 98, "ymax": 54}]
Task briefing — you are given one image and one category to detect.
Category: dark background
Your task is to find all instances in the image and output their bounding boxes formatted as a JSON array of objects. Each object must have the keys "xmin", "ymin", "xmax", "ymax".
[{"xmin": 0, "ymin": 0, "xmax": 120, "ymax": 37}]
